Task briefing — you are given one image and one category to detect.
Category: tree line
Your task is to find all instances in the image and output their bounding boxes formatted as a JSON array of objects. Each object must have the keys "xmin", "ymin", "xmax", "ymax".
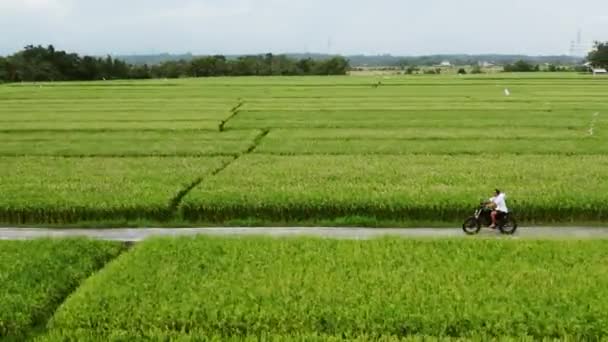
[
  {"xmin": 587, "ymin": 42, "xmax": 608, "ymax": 68},
  {"xmin": 0, "ymin": 45, "xmax": 350, "ymax": 82},
  {"xmin": 504, "ymin": 42, "xmax": 608, "ymax": 72}
]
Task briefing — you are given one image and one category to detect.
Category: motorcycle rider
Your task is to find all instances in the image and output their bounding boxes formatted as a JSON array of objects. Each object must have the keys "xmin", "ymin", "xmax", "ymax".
[{"xmin": 488, "ymin": 189, "xmax": 508, "ymax": 229}]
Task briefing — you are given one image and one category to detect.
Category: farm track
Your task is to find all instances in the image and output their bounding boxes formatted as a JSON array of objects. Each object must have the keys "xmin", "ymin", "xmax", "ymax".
[{"xmin": 2, "ymin": 227, "xmax": 608, "ymax": 241}]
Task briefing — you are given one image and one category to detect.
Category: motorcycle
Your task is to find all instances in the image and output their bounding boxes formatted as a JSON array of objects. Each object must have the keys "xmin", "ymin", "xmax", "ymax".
[{"xmin": 462, "ymin": 202, "xmax": 518, "ymax": 235}]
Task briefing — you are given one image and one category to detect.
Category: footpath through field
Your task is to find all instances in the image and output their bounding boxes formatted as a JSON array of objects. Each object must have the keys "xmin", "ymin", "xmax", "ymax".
[{"xmin": 1, "ymin": 227, "xmax": 608, "ymax": 241}]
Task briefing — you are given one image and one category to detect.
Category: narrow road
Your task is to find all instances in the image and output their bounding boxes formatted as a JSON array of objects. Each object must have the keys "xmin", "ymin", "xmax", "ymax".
[{"xmin": 1, "ymin": 227, "xmax": 608, "ymax": 242}]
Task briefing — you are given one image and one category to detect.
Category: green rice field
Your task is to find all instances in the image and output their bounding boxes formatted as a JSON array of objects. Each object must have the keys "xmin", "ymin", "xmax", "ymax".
[
  {"xmin": 0, "ymin": 239, "xmax": 124, "ymax": 340},
  {"xmin": 1, "ymin": 73, "xmax": 606, "ymax": 225},
  {"xmin": 3, "ymin": 236, "xmax": 608, "ymax": 340},
  {"xmin": 39, "ymin": 237, "xmax": 608, "ymax": 340}
]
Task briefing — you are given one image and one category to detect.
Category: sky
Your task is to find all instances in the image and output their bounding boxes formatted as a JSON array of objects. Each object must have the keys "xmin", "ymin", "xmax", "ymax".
[{"xmin": 1, "ymin": 0, "xmax": 608, "ymax": 56}]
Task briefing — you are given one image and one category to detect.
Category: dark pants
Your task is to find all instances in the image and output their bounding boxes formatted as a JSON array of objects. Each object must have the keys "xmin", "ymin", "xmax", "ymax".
[{"xmin": 491, "ymin": 210, "xmax": 506, "ymax": 225}]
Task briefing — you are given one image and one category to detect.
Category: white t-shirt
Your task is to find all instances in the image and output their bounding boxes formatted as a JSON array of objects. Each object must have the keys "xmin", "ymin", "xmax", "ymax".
[{"xmin": 490, "ymin": 193, "xmax": 509, "ymax": 213}]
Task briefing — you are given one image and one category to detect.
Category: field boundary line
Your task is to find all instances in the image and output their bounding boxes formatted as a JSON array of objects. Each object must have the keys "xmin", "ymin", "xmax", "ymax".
[
  {"xmin": 0, "ymin": 128, "xmax": 226, "ymax": 133},
  {"xmin": 219, "ymin": 99, "xmax": 245, "ymax": 132},
  {"xmin": 250, "ymin": 151, "xmax": 608, "ymax": 157},
  {"xmin": 168, "ymin": 157, "xmax": 238, "ymax": 214},
  {"xmin": 0, "ymin": 152, "xmax": 242, "ymax": 158},
  {"xmin": 169, "ymin": 177, "xmax": 205, "ymax": 213},
  {"xmin": 168, "ymin": 128, "xmax": 270, "ymax": 214},
  {"xmin": 246, "ymin": 129, "xmax": 271, "ymax": 153},
  {"xmin": 25, "ymin": 242, "xmax": 131, "ymax": 340}
]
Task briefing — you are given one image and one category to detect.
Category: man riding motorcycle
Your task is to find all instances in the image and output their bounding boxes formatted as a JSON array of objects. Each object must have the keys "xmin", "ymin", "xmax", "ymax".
[{"xmin": 486, "ymin": 189, "xmax": 508, "ymax": 229}]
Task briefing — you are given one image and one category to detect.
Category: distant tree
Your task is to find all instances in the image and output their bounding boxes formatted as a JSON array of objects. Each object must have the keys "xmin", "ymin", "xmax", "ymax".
[
  {"xmin": 112, "ymin": 59, "xmax": 131, "ymax": 79},
  {"xmin": 100, "ymin": 55, "xmax": 115, "ymax": 79},
  {"xmin": 573, "ymin": 65, "xmax": 590, "ymax": 72},
  {"xmin": 190, "ymin": 55, "xmax": 231, "ymax": 77},
  {"xmin": 267, "ymin": 54, "xmax": 295, "ymax": 75},
  {"xmin": 405, "ymin": 66, "xmax": 419, "ymax": 74},
  {"xmin": 77, "ymin": 56, "xmax": 100, "ymax": 80},
  {"xmin": 0, "ymin": 57, "xmax": 8, "ymax": 82},
  {"xmin": 313, "ymin": 56, "xmax": 349, "ymax": 75},
  {"xmin": 397, "ymin": 59, "xmax": 410, "ymax": 70},
  {"xmin": 211, "ymin": 55, "xmax": 228, "ymax": 76},
  {"xmin": 296, "ymin": 58, "xmax": 315, "ymax": 75},
  {"xmin": 233, "ymin": 56, "xmax": 259, "ymax": 76},
  {"xmin": 129, "ymin": 64, "xmax": 151, "ymax": 79},
  {"xmin": 470, "ymin": 65, "xmax": 483, "ymax": 74},
  {"xmin": 190, "ymin": 57, "xmax": 214, "ymax": 77},
  {"xmin": 0, "ymin": 46, "xmax": 350, "ymax": 82},
  {"xmin": 457, "ymin": 68, "xmax": 467, "ymax": 75},
  {"xmin": 503, "ymin": 60, "xmax": 537, "ymax": 72},
  {"xmin": 152, "ymin": 60, "xmax": 189, "ymax": 78},
  {"xmin": 587, "ymin": 41, "xmax": 608, "ymax": 68}
]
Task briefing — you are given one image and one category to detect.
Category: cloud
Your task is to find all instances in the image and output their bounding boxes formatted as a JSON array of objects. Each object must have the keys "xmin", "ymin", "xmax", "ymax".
[
  {"xmin": 154, "ymin": 0, "xmax": 253, "ymax": 19},
  {"xmin": 0, "ymin": 0, "xmax": 71, "ymax": 12},
  {"xmin": 1, "ymin": 0, "xmax": 608, "ymax": 56}
]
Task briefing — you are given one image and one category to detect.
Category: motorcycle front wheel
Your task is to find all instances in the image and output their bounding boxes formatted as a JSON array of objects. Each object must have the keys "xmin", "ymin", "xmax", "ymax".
[{"xmin": 462, "ymin": 217, "xmax": 481, "ymax": 235}]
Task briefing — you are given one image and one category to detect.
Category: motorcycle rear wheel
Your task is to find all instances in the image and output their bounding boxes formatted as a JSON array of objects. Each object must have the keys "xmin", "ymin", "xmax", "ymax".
[
  {"xmin": 499, "ymin": 217, "xmax": 518, "ymax": 235},
  {"xmin": 462, "ymin": 217, "xmax": 481, "ymax": 235}
]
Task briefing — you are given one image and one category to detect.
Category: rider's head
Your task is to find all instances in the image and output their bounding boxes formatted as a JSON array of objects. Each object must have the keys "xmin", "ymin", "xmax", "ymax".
[{"xmin": 494, "ymin": 189, "xmax": 501, "ymax": 196}]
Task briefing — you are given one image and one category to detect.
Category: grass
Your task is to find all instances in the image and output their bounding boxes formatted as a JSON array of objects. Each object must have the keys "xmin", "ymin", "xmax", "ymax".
[
  {"xmin": 0, "ymin": 239, "xmax": 125, "ymax": 340},
  {"xmin": 43, "ymin": 236, "xmax": 608, "ymax": 340},
  {"xmin": 0, "ymin": 73, "xmax": 607, "ymax": 226}
]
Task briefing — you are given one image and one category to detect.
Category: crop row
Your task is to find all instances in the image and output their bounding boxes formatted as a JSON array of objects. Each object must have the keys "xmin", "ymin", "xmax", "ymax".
[
  {"xmin": 2, "ymin": 98, "xmax": 604, "ymax": 117},
  {"xmin": 256, "ymin": 137, "xmax": 607, "ymax": 155},
  {"xmin": 4, "ymin": 75, "xmax": 607, "ymax": 102},
  {"xmin": 2, "ymin": 128, "xmax": 603, "ymax": 157},
  {"xmin": 0, "ymin": 107, "xmax": 233, "ymax": 121},
  {"xmin": 0, "ymin": 156, "xmax": 231, "ymax": 224},
  {"xmin": 182, "ymin": 154, "xmax": 608, "ymax": 223},
  {"xmin": 265, "ymin": 127, "xmax": 594, "ymax": 140},
  {"xmin": 226, "ymin": 110, "xmax": 601, "ymax": 130},
  {"xmin": 4, "ymin": 100, "xmax": 604, "ymax": 114},
  {"xmin": 0, "ymin": 239, "xmax": 124, "ymax": 339},
  {"xmin": 2, "ymin": 110, "xmax": 601, "ymax": 131},
  {"xmin": 1, "ymin": 154, "xmax": 606, "ymax": 225},
  {"xmin": 0, "ymin": 120, "xmax": 225, "ymax": 131},
  {"xmin": 0, "ymin": 130, "xmax": 259, "ymax": 157},
  {"xmin": 43, "ymin": 237, "xmax": 608, "ymax": 339}
]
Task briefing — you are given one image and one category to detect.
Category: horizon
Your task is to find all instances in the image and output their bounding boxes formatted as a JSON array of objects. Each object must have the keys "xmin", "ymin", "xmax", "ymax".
[{"xmin": 0, "ymin": 47, "xmax": 588, "ymax": 59}]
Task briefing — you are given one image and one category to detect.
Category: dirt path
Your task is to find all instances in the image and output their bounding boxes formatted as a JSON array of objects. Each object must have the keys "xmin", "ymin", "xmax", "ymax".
[{"xmin": 1, "ymin": 227, "xmax": 608, "ymax": 242}]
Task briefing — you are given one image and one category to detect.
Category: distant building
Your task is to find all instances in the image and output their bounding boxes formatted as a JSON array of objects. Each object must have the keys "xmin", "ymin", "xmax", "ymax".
[
  {"xmin": 440, "ymin": 61, "xmax": 451, "ymax": 67},
  {"xmin": 479, "ymin": 61, "xmax": 494, "ymax": 68},
  {"xmin": 592, "ymin": 68, "xmax": 607, "ymax": 76}
]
